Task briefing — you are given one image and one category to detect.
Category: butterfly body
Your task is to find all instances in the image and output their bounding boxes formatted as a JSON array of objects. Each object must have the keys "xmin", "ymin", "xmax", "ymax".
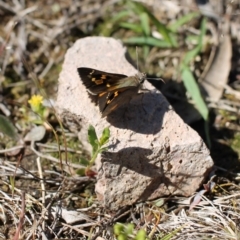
[{"xmin": 77, "ymin": 67, "xmax": 146, "ymax": 117}]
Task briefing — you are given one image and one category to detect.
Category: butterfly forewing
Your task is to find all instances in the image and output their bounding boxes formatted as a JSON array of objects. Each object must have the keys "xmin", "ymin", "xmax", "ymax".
[{"xmin": 77, "ymin": 67, "xmax": 128, "ymax": 95}]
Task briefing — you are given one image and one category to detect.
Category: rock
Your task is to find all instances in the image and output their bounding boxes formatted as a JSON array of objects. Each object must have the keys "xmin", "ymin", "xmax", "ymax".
[{"xmin": 56, "ymin": 36, "xmax": 214, "ymax": 210}]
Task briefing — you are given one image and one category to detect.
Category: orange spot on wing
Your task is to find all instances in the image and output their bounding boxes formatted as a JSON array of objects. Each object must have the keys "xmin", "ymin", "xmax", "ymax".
[
  {"xmin": 99, "ymin": 92, "xmax": 107, "ymax": 97},
  {"xmin": 94, "ymin": 79, "xmax": 103, "ymax": 85}
]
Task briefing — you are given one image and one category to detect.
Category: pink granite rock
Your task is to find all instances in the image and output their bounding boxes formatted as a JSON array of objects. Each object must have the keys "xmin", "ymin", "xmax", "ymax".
[{"xmin": 56, "ymin": 36, "xmax": 214, "ymax": 210}]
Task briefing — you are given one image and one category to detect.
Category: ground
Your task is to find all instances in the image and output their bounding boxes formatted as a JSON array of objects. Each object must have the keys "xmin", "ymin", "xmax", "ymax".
[{"xmin": 0, "ymin": 0, "xmax": 240, "ymax": 239}]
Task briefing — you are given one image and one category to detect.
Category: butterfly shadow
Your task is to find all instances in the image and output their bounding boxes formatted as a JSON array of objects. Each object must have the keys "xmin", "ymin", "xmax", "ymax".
[
  {"xmin": 106, "ymin": 90, "xmax": 171, "ymax": 135},
  {"xmin": 101, "ymin": 147, "xmax": 201, "ymax": 201}
]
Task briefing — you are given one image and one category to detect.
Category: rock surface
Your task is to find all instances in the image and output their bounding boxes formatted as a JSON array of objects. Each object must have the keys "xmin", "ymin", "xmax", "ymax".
[{"xmin": 56, "ymin": 36, "xmax": 214, "ymax": 210}]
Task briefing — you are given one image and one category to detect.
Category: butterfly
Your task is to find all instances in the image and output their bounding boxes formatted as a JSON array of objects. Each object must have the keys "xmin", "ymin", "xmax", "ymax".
[{"xmin": 77, "ymin": 67, "xmax": 146, "ymax": 117}]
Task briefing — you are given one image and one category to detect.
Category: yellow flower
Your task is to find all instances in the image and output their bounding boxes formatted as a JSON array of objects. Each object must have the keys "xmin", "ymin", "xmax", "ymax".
[{"xmin": 28, "ymin": 95, "xmax": 43, "ymax": 111}]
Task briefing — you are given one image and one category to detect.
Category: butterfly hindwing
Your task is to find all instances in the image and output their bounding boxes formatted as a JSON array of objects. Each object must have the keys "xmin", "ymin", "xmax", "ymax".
[{"xmin": 99, "ymin": 87, "xmax": 139, "ymax": 117}]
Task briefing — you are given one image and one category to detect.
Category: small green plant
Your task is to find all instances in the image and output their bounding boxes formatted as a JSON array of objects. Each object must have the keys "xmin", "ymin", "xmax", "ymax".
[
  {"xmin": 78, "ymin": 125, "xmax": 110, "ymax": 176},
  {"xmin": 88, "ymin": 125, "xmax": 110, "ymax": 166},
  {"xmin": 113, "ymin": 0, "xmax": 176, "ymax": 51},
  {"xmin": 104, "ymin": 1, "xmax": 200, "ymax": 51},
  {"xmin": 114, "ymin": 223, "xmax": 147, "ymax": 240}
]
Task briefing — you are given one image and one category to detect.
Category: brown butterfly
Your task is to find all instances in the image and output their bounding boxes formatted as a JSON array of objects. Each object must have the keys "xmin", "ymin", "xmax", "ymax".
[{"xmin": 77, "ymin": 67, "xmax": 146, "ymax": 117}]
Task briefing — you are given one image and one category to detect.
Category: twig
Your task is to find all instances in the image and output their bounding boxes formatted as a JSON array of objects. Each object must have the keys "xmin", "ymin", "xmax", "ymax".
[
  {"xmin": 36, "ymin": 156, "xmax": 46, "ymax": 230},
  {"xmin": 0, "ymin": 145, "xmax": 24, "ymax": 154},
  {"xmin": 30, "ymin": 141, "xmax": 85, "ymax": 169}
]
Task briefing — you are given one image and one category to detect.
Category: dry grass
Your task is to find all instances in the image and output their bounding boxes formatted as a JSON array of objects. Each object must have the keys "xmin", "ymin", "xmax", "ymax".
[{"xmin": 1, "ymin": 0, "xmax": 240, "ymax": 239}]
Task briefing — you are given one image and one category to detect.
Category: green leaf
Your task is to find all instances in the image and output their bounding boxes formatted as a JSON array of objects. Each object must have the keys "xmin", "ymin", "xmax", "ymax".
[
  {"xmin": 88, "ymin": 125, "xmax": 99, "ymax": 155},
  {"xmin": 126, "ymin": 0, "xmax": 148, "ymax": 15},
  {"xmin": 111, "ymin": 10, "xmax": 130, "ymax": 23},
  {"xmin": 198, "ymin": 17, "xmax": 207, "ymax": 46},
  {"xmin": 124, "ymin": 36, "xmax": 172, "ymax": 48},
  {"xmin": 9, "ymin": 176, "xmax": 15, "ymax": 193},
  {"xmin": 76, "ymin": 168, "xmax": 86, "ymax": 176},
  {"xmin": 0, "ymin": 114, "xmax": 18, "ymax": 139},
  {"xmin": 118, "ymin": 235, "xmax": 127, "ymax": 240},
  {"xmin": 169, "ymin": 12, "xmax": 200, "ymax": 32},
  {"xmin": 125, "ymin": 223, "xmax": 134, "ymax": 234},
  {"xmin": 140, "ymin": 12, "xmax": 150, "ymax": 36},
  {"xmin": 79, "ymin": 158, "xmax": 89, "ymax": 166},
  {"xmin": 135, "ymin": 229, "xmax": 146, "ymax": 240},
  {"xmin": 98, "ymin": 10, "xmax": 131, "ymax": 36},
  {"xmin": 119, "ymin": 22, "xmax": 143, "ymax": 33},
  {"xmin": 182, "ymin": 45, "xmax": 201, "ymax": 66},
  {"xmin": 181, "ymin": 67, "xmax": 209, "ymax": 120},
  {"xmin": 143, "ymin": 45, "xmax": 150, "ymax": 59},
  {"xmin": 114, "ymin": 223, "xmax": 124, "ymax": 235},
  {"xmin": 99, "ymin": 127, "xmax": 110, "ymax": 146},
  {"xmin": 182, "ymin": 17, "xmax": 207, "ymax": 66}
]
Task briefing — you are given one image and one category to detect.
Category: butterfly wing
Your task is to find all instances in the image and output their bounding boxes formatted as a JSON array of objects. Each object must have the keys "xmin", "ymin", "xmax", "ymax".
[
  {"xmin": 99, "ymin": 87, "xmax": 139, "ymax": 117},
  {"xmin": 77, "ymin": 67, "xmax": 128, "ymax": 95}
]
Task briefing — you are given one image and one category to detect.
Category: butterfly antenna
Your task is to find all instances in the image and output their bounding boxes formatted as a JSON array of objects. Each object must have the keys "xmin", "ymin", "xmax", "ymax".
[{"xmin": 135, "ymin": 47, "xmax": 164, "ymax": 83}]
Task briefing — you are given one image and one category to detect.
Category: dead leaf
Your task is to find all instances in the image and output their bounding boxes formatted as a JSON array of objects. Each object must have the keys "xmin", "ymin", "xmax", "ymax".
[
  {"xmin": 24, "ymin": 125, "xmax": 46, "ymax": 142},
  {"xmin": 200, "ymin": 20, "xmax": 232, "ymax": 102}
]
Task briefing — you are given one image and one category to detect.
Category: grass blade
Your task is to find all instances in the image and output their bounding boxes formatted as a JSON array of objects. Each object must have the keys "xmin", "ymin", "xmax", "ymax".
[
  {"xmin": 181, "ymin": 67, "xmax": 209, "ymax": 120},
  {"xmin": 169, "ymin": 12, "xmax": 200, "ymax": 32},
  {"xmin": 119, "ymin": 22, "xmax": 143, "ymax": 33},
  {"xmin": 124, "ymin": 36, "xmax": 172, "ymax": 47},
  {"xmin": 140, "ymin": 12, "xmax": 150, "ymax": 36}
]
